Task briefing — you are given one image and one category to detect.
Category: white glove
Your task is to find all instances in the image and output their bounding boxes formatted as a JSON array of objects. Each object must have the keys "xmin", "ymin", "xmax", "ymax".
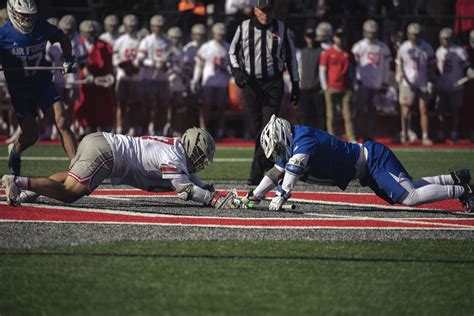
[
  {"xmin": 240, "ymin": 190, "xmax": 261, "ymax": 208},
  {"xmin": 269, "ymin": 187, "xmax": 290, "ymax": 211},
  {"xmin": 210, "ymin": 190, "xmax": 240, "ymax": 209}
]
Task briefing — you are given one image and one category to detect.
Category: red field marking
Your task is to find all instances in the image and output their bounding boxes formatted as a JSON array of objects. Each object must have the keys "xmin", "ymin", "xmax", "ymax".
[{"xmin": 1, "ymin": 204, "xmax": 473, "ymax": 230}]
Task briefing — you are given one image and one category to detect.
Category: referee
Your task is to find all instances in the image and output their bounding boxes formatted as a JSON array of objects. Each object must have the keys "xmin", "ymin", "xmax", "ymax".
[{"xmin": 229, "ymin": 0, "xmax": 300, "ymax": 185}]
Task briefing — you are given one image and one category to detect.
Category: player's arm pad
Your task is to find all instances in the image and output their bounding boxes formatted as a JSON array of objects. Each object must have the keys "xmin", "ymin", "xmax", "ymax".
[
  {"xmin": 285, "ymin": 157, "xmax": 306, "ymax": 177},
  {"xmin": 267, "ymin": 166, "xmax": 285, "ymax": 185}
]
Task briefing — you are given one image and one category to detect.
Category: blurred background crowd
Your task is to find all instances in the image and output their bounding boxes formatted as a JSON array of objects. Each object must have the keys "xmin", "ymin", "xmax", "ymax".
[{"xmin": 0, "ymin": 0, "xmax": 473, "ymax": 144}]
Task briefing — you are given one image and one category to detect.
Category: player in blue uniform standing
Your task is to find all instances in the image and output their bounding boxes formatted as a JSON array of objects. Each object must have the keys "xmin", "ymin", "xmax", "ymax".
[
  {"xmin": 0, "ymin": 0, "xmax": 78, "ymax": 176},
  {"xmin": 241, "ymin": 115, "xmax": 474, "ymax": 212}
]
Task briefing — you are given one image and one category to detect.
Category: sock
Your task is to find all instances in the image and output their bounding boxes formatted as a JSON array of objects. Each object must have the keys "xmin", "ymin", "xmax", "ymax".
[
  {"xmin": 413, "ymin": 175, "xmax": 453, "ymax": 187},
  {"xmin": 14, "ymin": 176, "xmax": 30, "ymax": 190},
  {"xmin": 452, "ymin": 185, "xmax": 464, "ymax": 199},
  {"xmin": 422, "ymin": 132, "xmax": 429, "ymax": 140}
]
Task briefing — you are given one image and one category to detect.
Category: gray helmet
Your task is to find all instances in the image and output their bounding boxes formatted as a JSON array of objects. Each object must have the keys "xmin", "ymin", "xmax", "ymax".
[
  {"xmin": 363, "ymin": 19, "xmax": 378, "ymax": 34},
  {"xmin": 150, "ymin": 15, "xmax": 165, "ymax": 27},
  {"xmin": 315, "ymin": 21, "xmax": 332, "ymax": 42},
  {"xmin": 439, "ymin": 27, "xmax": 453, "ymax": 40},
  {"xmin": 79, "ymin": 20, "xmax": 94, "ymax": 33},
  {"xmin": 123, "ymin": 14, "xmax": 138, "ymax": 27},
  {"xmin": 191, "ymin": 23, "xmax": 205, "ymax": 35},
  {"xmin": 181, "ymin": 127, "xmax": 216, "ymax": 172},
  {"xmin": 407, "ymin": 23, "xmax": 421, "ymax": 35},
  {"xmin": 59, "ymin": 14, "xmax": 77, "ymax": 34},
  {"xmin": 212, "ymin": 22, "xmax": 225, "ymax": 35},
  {"xmin": 104, "ymin": 14, "xmax": 119, "ymax": 27},
  {"xmin": 167, "ymin": 26, "xmax": 182, "ymax": 38}
]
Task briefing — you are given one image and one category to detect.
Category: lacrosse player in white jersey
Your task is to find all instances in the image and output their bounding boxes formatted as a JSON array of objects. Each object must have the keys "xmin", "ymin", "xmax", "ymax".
[
  {"xmin": 135, "ymin": 15, "xmax": 171, "ymax": 135},
  {"xmin": 435, "ymin": 28, "xmax": 470, "ymax": 144},
  {"xmin": 113, "ymin": 14, "xmax": 141, "ymax": 136},
  {"xmin": 183, "ymin": 24, "xmax": 206, "ymax": 73},
  {"xmin": 191, "ymin": 23, "xmax": 231, "ymax": 139},
  {"xmin": 99, "ymin": 14, "xmax": 120, "ymax": 47},
  {"xmin": 351, "ymin": 19, "xmax": 391, "ymax": 141},
  {"xmin": 2, "ymin": 128, "xmax": 239, "ymax": 209},
  {"xmin": 396, "ymin": 23, "xmax": 436, "ymax": 145}
]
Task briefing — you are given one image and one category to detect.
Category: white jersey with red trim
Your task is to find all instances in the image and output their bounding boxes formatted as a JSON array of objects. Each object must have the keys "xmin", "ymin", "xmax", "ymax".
[
  {"xmin": 436, "ymin": 45, "xmax": 469, "ymax": 92},
  {"xmin": 194, "ymin": 39, "xmax": 230, "ymax": 88},
  {"xmin": 113, "ymin": 33, "xmax": 140, "ymax": 81},
  {"xmin": 103, "ymin": 132, "xmax": 190, "ymax": 192},
  {"xmin": 351, "ymin": 38, "xmax": 391, "ymax": 89},
  {"xmin": 137, "ymin": 33, "xmax": 170, "ymax": 81},
  {"xmin": 396, "ymin": 40, "xmax": 435, "ymax": 88}
]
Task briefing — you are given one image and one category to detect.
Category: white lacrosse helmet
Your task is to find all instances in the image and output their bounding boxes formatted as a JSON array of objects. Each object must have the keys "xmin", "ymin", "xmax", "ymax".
[
  {"xmin": 260, "ymin": 114, "xmax": 292, "ymax": 161},
  {"xmin": 58, "ymin": 14, "xmax": 77, "ymax": 34},
  {"xmin": 181, "ymin": 127, "xmax": 216, "ymax": 173},
  {"xmin": 7, "ymin": 0, "xmax": 37, "ymax": 34}
]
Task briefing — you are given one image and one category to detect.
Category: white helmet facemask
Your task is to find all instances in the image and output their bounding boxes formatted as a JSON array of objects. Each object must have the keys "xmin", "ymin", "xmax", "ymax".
[
  {"xmin": 7, "ymin": 0, "xmax": 37, "ymax": 34},
  {"xmin": 181, "ymin": 127, "xmax": 216, "ymax": 173},
  {"xmin": 260, "ymin": 114, "xmax": 292, "ymax": 162}
]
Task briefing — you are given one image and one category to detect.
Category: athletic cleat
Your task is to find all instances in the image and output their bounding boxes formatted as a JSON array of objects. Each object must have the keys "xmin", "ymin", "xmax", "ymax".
[
  {"xmin": 7, "ymin": 143, "xmax": 21, "ymax": 176},
  {"xmin": 450, "ymin": 169, "xmax": 471, "ymax": 185},
  {"xmin": 2, "ymin": 175, "xmax": 21, "ymax": 206},
  {"xmin": 18, "ymin": 190, "xmax": 39, "ymax": 204},
  {"xmin": 459, "ymin": 184, "xmax": 474, "ymax": 213}
]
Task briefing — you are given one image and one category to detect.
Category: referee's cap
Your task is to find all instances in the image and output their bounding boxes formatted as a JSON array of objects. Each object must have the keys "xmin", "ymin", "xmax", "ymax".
[{"xmin": 256, "ymin": 0, "xmax": 273, "ymax": 10}]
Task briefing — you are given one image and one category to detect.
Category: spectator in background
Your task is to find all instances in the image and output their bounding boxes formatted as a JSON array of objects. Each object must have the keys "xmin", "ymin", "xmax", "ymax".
[
  {"xmin": 435, "ymin": 27, "xmax": 470, "ymax": 144},
  {"xmin": 74, "ymin": 20, "xmax": 115, "ymax": 135},
  {"xmin": 135, "ymin": 15, "xmax": 170, "ymax": 135},
  {"xmin": 297, "ymin": 28, "xmax": 325, "ymax": 129},
  {"xmin": 320, "ymin": 28, "xmax": 356, "ymax": 142},
  {"xmin": 352, "ymin": 19, "xmax": 391, "ymax": 142},
  {"xmin": 113, "ymin": 14, "xmax": 141, "ymax": 135},
  {"xmin": 100, "ymin": 15, "xmax": 120, "ymax": 47},
  {"xmin": 396, "ymin": 23, "xmax": 436, "ymax": 146},
  {"xmin": 225, "ymin": 0, "xmax": 255, "ymax": 43},
  {"xmin": 192, "ymin": 23, "xmax": 230, "ymax": 139},
  {"xmin": 164, "ymin": 27, "xmax": 188, "ymax": 136},
  {"xmin": 183, "ymin": 24, "xmax": 206, "ymax": 70}
]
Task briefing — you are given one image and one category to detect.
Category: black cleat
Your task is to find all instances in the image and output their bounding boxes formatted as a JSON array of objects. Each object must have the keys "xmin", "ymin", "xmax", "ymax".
[
  {"xmin": 459, "ymin": 184, "xmax": 474, "ymax": 213},
  {"xmin": 7, "ymin": 144, "xmax": 21, "ymax": 176},
  {"xmin": 450, "ymin": 169, "xmax": 471, "ymax": 185}
]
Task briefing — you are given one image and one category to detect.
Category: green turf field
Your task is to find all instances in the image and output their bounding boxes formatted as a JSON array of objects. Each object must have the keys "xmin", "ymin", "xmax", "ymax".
[
  {"xmin": 1, "ymin": 144, "xmax": 474, "ymax": 180},
  {"xmin": 1, "ymin": 144, "xmax": 474, "ymax": 314},
  {"xmin": 1, "ymin": 240, "xmax": 473, "ymax": 315}
]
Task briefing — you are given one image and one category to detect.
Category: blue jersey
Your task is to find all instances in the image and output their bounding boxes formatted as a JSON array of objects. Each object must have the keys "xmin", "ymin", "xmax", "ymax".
[
  {"xmin": 0, "ymin": 20, "xmax": 64, "ymax": 89},
  {"xmin": 277, "ymin": 125, "xmax": 361, "ymax": 190}
]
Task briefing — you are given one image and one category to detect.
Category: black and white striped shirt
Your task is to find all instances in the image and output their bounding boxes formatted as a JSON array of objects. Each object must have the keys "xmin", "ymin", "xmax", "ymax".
[{"xmin": 229, "ymin": 18, "xmax": 299, "ymax": 82}]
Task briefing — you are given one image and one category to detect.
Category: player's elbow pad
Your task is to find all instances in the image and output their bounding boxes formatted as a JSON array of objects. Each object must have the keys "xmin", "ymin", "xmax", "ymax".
[{"xmin": 285, "ymin": 159, "xmax": 305, "ymax": 177}]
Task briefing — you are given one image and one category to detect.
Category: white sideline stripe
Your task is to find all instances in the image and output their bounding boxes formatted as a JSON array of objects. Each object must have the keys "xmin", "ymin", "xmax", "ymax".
[
  {"xmin": 0, "ymin": 157, "xmax": 252, "ymax": 162},
  {"xmin": 1, "ymin": 202, "xmax": 472, "ymax": 230},
  {"xmin": 1, "ymin": 220, "xmax": 474, "ymax": 231},
  {"xmin": 89, "ymin": 196, "xmax": 132, "ymax": 201}
]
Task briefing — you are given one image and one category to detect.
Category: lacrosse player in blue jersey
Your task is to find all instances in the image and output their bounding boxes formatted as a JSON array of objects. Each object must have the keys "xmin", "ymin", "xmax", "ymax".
[
  {"xmin": 241, "ymin": 115, "xmax": 474, "ymax": 212},
  {"xmin": 0, "ymin": 0, "xmax": 78, "ymax": 176}
]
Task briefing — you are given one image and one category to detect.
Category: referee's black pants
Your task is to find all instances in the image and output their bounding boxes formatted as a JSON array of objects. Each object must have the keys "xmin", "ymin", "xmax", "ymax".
[{"xmin": 241, "ymin": 77, "xmax": 284, "ymax": 184}]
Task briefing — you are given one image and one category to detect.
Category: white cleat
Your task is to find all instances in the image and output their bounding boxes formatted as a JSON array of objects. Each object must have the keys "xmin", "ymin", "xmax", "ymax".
[
  {"xmin": 2, "ymin": 175, "xmax": 21, "ymax": 206},
  {"xmin": 18, "ymin": 190, "xmax": 39, "ymax": 204}
]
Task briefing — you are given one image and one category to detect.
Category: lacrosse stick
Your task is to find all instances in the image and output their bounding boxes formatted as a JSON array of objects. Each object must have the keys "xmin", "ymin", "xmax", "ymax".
[
  {"xmin": 75, "ymin": 74, "xmax": 115, "ymax": 88},
  {"xmin": 0, "ymin": 66, "xmax": 64, "ymax": 71},
  {"xmin": 244, "ymin": 201, "xmax": 296, "ymax": 211}
]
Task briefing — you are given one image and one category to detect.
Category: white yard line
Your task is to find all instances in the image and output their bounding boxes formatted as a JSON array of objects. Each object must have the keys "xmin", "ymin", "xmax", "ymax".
[{"xmin": 0, "ymin": 157, "xmax": 252, "ymax": 162}]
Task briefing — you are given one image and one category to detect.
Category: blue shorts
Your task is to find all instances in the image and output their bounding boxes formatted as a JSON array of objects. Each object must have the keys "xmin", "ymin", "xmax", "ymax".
[
  {"xmin": 9, "ymin": 81, "xmax": 62, "ymax": 123},
  {"xmin": 362, "ymin": 141, "xmax": 412, "ymax": 204}
]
